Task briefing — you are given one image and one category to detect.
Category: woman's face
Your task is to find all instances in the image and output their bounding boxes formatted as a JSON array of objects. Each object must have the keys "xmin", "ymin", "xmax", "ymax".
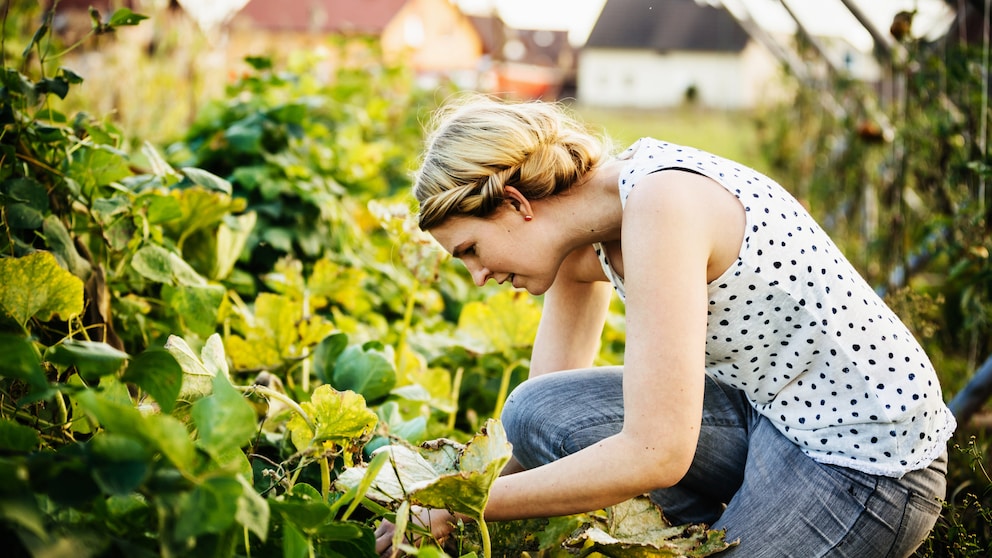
[{"xmin": 429, "ymin": 207, "xmax": 558, "ymax": 295}]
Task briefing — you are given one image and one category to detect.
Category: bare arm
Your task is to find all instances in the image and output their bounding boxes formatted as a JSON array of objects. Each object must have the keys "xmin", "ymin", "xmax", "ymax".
[
  {"xmin": 529, "ymin": 245, "xmax": 614, "ymax": 376},
  {"xmin": 482, "ymin": 171, "xmax": 743, "ymax": 520}
]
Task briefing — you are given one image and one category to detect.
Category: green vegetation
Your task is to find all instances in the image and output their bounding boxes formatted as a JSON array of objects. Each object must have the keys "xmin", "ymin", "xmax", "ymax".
[{"xmin": 0, "ymin": 3, "xmax": 989, "ymax": 557}]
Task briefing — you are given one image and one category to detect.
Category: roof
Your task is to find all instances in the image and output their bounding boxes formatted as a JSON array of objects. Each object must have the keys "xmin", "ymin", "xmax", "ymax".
[
  {"xmin": 237, "ymin": 0, "xmax": 408, "ymax": 34},
  {"xmin": 585, "ymin": 0, "xmax": 749, "ymax": 52},
  {"xmin": 469, "ymin": 15, "xmax": 573, "ymax": 67}
]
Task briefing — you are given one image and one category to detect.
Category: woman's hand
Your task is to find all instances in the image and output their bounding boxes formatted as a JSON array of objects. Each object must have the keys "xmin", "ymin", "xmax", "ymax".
[{"xmin": 374, "ymin": 506, "xmax": 458, "ymax": 557}]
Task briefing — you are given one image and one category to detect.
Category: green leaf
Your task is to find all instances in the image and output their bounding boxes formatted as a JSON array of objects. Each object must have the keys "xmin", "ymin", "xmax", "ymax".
[
  {"xmin": 0, "ymin": 251, "xmax": 84, "ymax": 327},
  {"xmin": 162, "ymin": 283, "xmax": 225, "ymax": 338},
  {"xmin": 144, "ymin": 194, "xmax": 183, "ymax": 225},
  {"xmin": 88, "ymin": 433, "xmax": 152, "ymax": 495},
  {"xmin": 174, "ymin": 476, "xmax": 242, "ymax": 539},
  {"xmin": 270, "ymin": 483, "xmax": 332, "ymax": 532},
  {"xmin": 22, "ymin": 21, "xmax": 49, "ymax": 58},
  {"xmin": 42, "ymin": 215, "xmax": 92, "ymax": 279},
  {"xmin": 0, "ymin": 419, "xmax": 40, "ymax": 451},
  {"xmin": 191, "ymin": 373, "xmax": 257, "ymax": 460},
  {"xmin": 132, "ymin": 243, "xmax": 209, "ymax": 287},
  {"xmin": 0, "ymin": 334, "xmax": 47, "ymax": 391},
  {"xmin": 236, "ymin": 475, "xmax": 270, "ymax": 542},
  {"xmin": 332, "ymin": 344, "xmax": 396, "ymax": 402},
  {"xmin": 74, "ymin": 388, "xmax": 196, "ymax": 473},
  {"xmin": 563, "ymin": 496, "xmax": 737, "ymax": 557},
  {"xmin": 66, "ymin": 144, "xmax": 132, "ymax": 198},
  {"xmin": 1, "ymin": 177, "xmax": 49, "ymax": 229},
  {"xmin": 122, "ymin": 348, "xmax": 183, "ymax": 414},
  {"xmin": 0, "ymin": 458, "xmax": 46, "ymax": 538},
  {"xmin": 181, "ymin": 167, "xmax": 233, "ymax": 195},
  {"xmin": 47, "ymin": 339, "xmax": 129, "ymax": 382},
  {"xmin": 312, "ymin": 332, "xmax": 348, "ymax": 384},
  {"xmin": 107, "ymin": 8, "xmax": 148, "ymax": 27}
]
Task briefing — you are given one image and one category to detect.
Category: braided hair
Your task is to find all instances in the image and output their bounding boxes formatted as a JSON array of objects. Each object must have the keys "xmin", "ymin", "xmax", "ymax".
[{"xmin": 413, "ymin": 94, "xmax": 611, "ymax": 230}]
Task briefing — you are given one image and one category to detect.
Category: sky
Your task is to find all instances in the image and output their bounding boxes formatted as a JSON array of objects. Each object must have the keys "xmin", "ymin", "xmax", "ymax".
[{"xmin": 454, "ymin": 0, "xmax": 956, "ymax": 52}]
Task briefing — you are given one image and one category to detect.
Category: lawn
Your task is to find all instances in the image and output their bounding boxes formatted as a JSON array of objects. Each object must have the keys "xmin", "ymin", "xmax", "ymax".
[{"xmin": 570, "ymin": 104, "xmax": 771, "ymax": 174}]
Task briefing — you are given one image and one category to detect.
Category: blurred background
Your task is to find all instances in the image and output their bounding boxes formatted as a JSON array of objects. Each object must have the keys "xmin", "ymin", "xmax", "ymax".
[{"xmin": 2, "ymin": 1, "xmax": 991, "ymax": 555}]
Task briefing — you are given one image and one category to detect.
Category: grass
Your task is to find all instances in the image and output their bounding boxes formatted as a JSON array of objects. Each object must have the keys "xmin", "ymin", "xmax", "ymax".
[{"xmin": 570, "ymin": 103, "xmax": 772, "ymax": 175}]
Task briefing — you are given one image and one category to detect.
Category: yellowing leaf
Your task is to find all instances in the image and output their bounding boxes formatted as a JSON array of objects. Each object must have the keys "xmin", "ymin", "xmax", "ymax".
[
  {"xmin": 564, "ymin": 496, "xmax": 737, "ymax": 557},
  {"xmin": 335, "ymin": 419, "xmax": 512, "ymax": 522},
  {"xmin": 0, "ymin": 251, "xmax": 83, "ymax": 327},
  {"xmin": 286, "ymin": 385, "xmax": 377, "ymax": 452},
  {"xmin": 457, "ymin": 290, "xmax": 541, "ymax": 354}
]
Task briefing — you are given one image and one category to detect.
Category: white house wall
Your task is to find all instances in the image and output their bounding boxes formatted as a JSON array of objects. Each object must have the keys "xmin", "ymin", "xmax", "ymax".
[{"xmin": 577, "ymin": 48, "xmax": 767, "ymax": 109}]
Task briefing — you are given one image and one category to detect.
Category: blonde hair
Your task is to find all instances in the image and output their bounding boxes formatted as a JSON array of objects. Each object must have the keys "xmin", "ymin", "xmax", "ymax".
[{"xmin": 413, "ymin": 94, "xmax": 611, "ymax": 230}]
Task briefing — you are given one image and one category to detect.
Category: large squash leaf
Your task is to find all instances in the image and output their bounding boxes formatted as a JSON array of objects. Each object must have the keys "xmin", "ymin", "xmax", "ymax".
[
  {"xmin": 0, "ymin": 251, "xmax": 83, "ymax": 327},
  {"xmin": 286, "ymin": 385, "xmax": 378, "ymax": 453},
  {"xmin": 335, "ymin": 419, "xmax": 511, "ymax": 521},
  {"xmin": 456, "ymin": 290, "xmax": 541, "ymax": 355},
  {"xmin": 563, "ymin": 496, "xmax": 736, "ymax": 557}
]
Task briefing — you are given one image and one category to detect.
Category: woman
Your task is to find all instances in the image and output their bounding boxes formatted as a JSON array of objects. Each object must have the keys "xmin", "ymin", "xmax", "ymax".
[{"xmin": 377, "ymin": 94, "xmax": 956, "ymax": 557}]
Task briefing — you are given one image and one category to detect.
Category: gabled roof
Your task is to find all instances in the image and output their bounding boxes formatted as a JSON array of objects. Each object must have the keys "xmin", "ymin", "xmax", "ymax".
[
  {"xmin": 237, "ymin": 0, "xmax": 408, "ymax": 34},
  {"xmin": 585, "ymin": 0, "xmax": 748, "ymax": 52}
]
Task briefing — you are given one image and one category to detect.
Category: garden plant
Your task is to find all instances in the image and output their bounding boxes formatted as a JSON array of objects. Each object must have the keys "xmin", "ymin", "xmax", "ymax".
[{"xmin": 0, "ymin": 3, "xmax": 989, "ymax": 557}]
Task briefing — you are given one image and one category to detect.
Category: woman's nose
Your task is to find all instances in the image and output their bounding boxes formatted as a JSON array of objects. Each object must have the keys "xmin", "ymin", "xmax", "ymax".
[{"xmin": 468, "ymin": 263, "xmax": 491, "ymax": 286}]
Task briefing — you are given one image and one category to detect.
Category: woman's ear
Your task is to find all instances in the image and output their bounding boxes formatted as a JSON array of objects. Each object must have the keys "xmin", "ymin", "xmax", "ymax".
[{"xmin": 503, "ymin": 186, "xmax": 534, "ymax": 219}]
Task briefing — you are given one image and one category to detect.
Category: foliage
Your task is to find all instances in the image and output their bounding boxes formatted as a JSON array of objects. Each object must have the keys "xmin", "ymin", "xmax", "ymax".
[
  {"xmin": 754, "ymin": 30, "xmax": 992, "ymax": 557},
  {"xmin": 0, "ymin": 8, "xmax": 632, "ymax": 558}
]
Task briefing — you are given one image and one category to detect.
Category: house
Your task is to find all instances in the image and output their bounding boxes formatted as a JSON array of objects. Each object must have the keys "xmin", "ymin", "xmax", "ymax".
[
  {"xmin": 230, "ymin": 0, "xmax": 484, "ymax": 85},
  {"xmin": 469, "ymin": 15, "xmax": 577, "ymax": 100},
  {"xmin": 381, "ymin": 0, "xmax": 483, "ymax": 81},
  {"xmin": 577, "ymin": 0, "xmax": 778, "ymax": 109}
]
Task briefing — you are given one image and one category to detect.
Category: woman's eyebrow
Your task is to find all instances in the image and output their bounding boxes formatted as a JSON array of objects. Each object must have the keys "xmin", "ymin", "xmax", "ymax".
[{"xmin": 451, "ymin": 241, "xmax": 471, "ymax": 258}]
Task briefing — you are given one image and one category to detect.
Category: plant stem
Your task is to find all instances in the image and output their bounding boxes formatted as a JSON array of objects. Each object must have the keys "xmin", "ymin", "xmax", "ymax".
[
  {"xmin": 492, "ymin": 360, "xmax": 522, "ymax": 419},
  {"xmin": 320, "ymin": 455, "xmax": 331, "ymax": 500},
  {"xmin": 477, "ymin": 517, "xmax": 493, "ymax": 558},
  {"xmin": 395, "ymin": 282, "xmax": 418, "ymax": 374},
  {"xmin": 446, "ymin": 367, "xmax": 463, "ymax": 431},
  {"xmin": 236, "ymin": 384, "xmax": 313, "ymax": 431}
]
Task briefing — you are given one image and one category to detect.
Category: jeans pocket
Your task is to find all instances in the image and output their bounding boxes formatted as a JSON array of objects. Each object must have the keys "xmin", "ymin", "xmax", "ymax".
[{"xmin": 887, "ymin": 491, "xmax": 944, "ymax": 558}]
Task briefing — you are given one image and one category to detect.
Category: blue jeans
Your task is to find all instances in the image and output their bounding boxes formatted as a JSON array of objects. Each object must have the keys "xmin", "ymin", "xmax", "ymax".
[{"xmin": 500, "ymin": 367, "xmax": 948, "ymax": 558}]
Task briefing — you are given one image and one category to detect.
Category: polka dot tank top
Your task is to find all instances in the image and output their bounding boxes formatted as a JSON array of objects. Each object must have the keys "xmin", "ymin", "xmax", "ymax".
[{"xmin": 594, "ymin": 138, "xmax": 956, "ymax": 477}]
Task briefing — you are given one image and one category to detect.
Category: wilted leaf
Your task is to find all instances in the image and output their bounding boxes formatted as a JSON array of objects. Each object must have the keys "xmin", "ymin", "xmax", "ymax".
[
  {"xmin": 457, "ymin": 290, "xmax": 541, "ymax": 354},
  {"xmin": 164, "ymin": 333, "xmax": 225, "ymax": 402},
  {"xmin": 564, "ymin": 496, "xmax": 736, "ymax": 557},
  {"xmin": 336, "ymin": 419, "xmax": 512, "ymax": 522},
  {"xmin": 0, "ymin": 251, "xmax": 84, "ymax": 327}
]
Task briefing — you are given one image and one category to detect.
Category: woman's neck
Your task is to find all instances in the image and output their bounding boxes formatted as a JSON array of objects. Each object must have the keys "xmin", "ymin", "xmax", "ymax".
[{"xmin": 546, "ymin": 160, "xmax": 625, "ymax": 249}]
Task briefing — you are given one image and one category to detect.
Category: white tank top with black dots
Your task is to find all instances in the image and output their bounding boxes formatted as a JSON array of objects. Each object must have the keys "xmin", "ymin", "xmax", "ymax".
[{"xmin": 593, "ymin": 138, "xmax": 955, "ymax": 477}]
